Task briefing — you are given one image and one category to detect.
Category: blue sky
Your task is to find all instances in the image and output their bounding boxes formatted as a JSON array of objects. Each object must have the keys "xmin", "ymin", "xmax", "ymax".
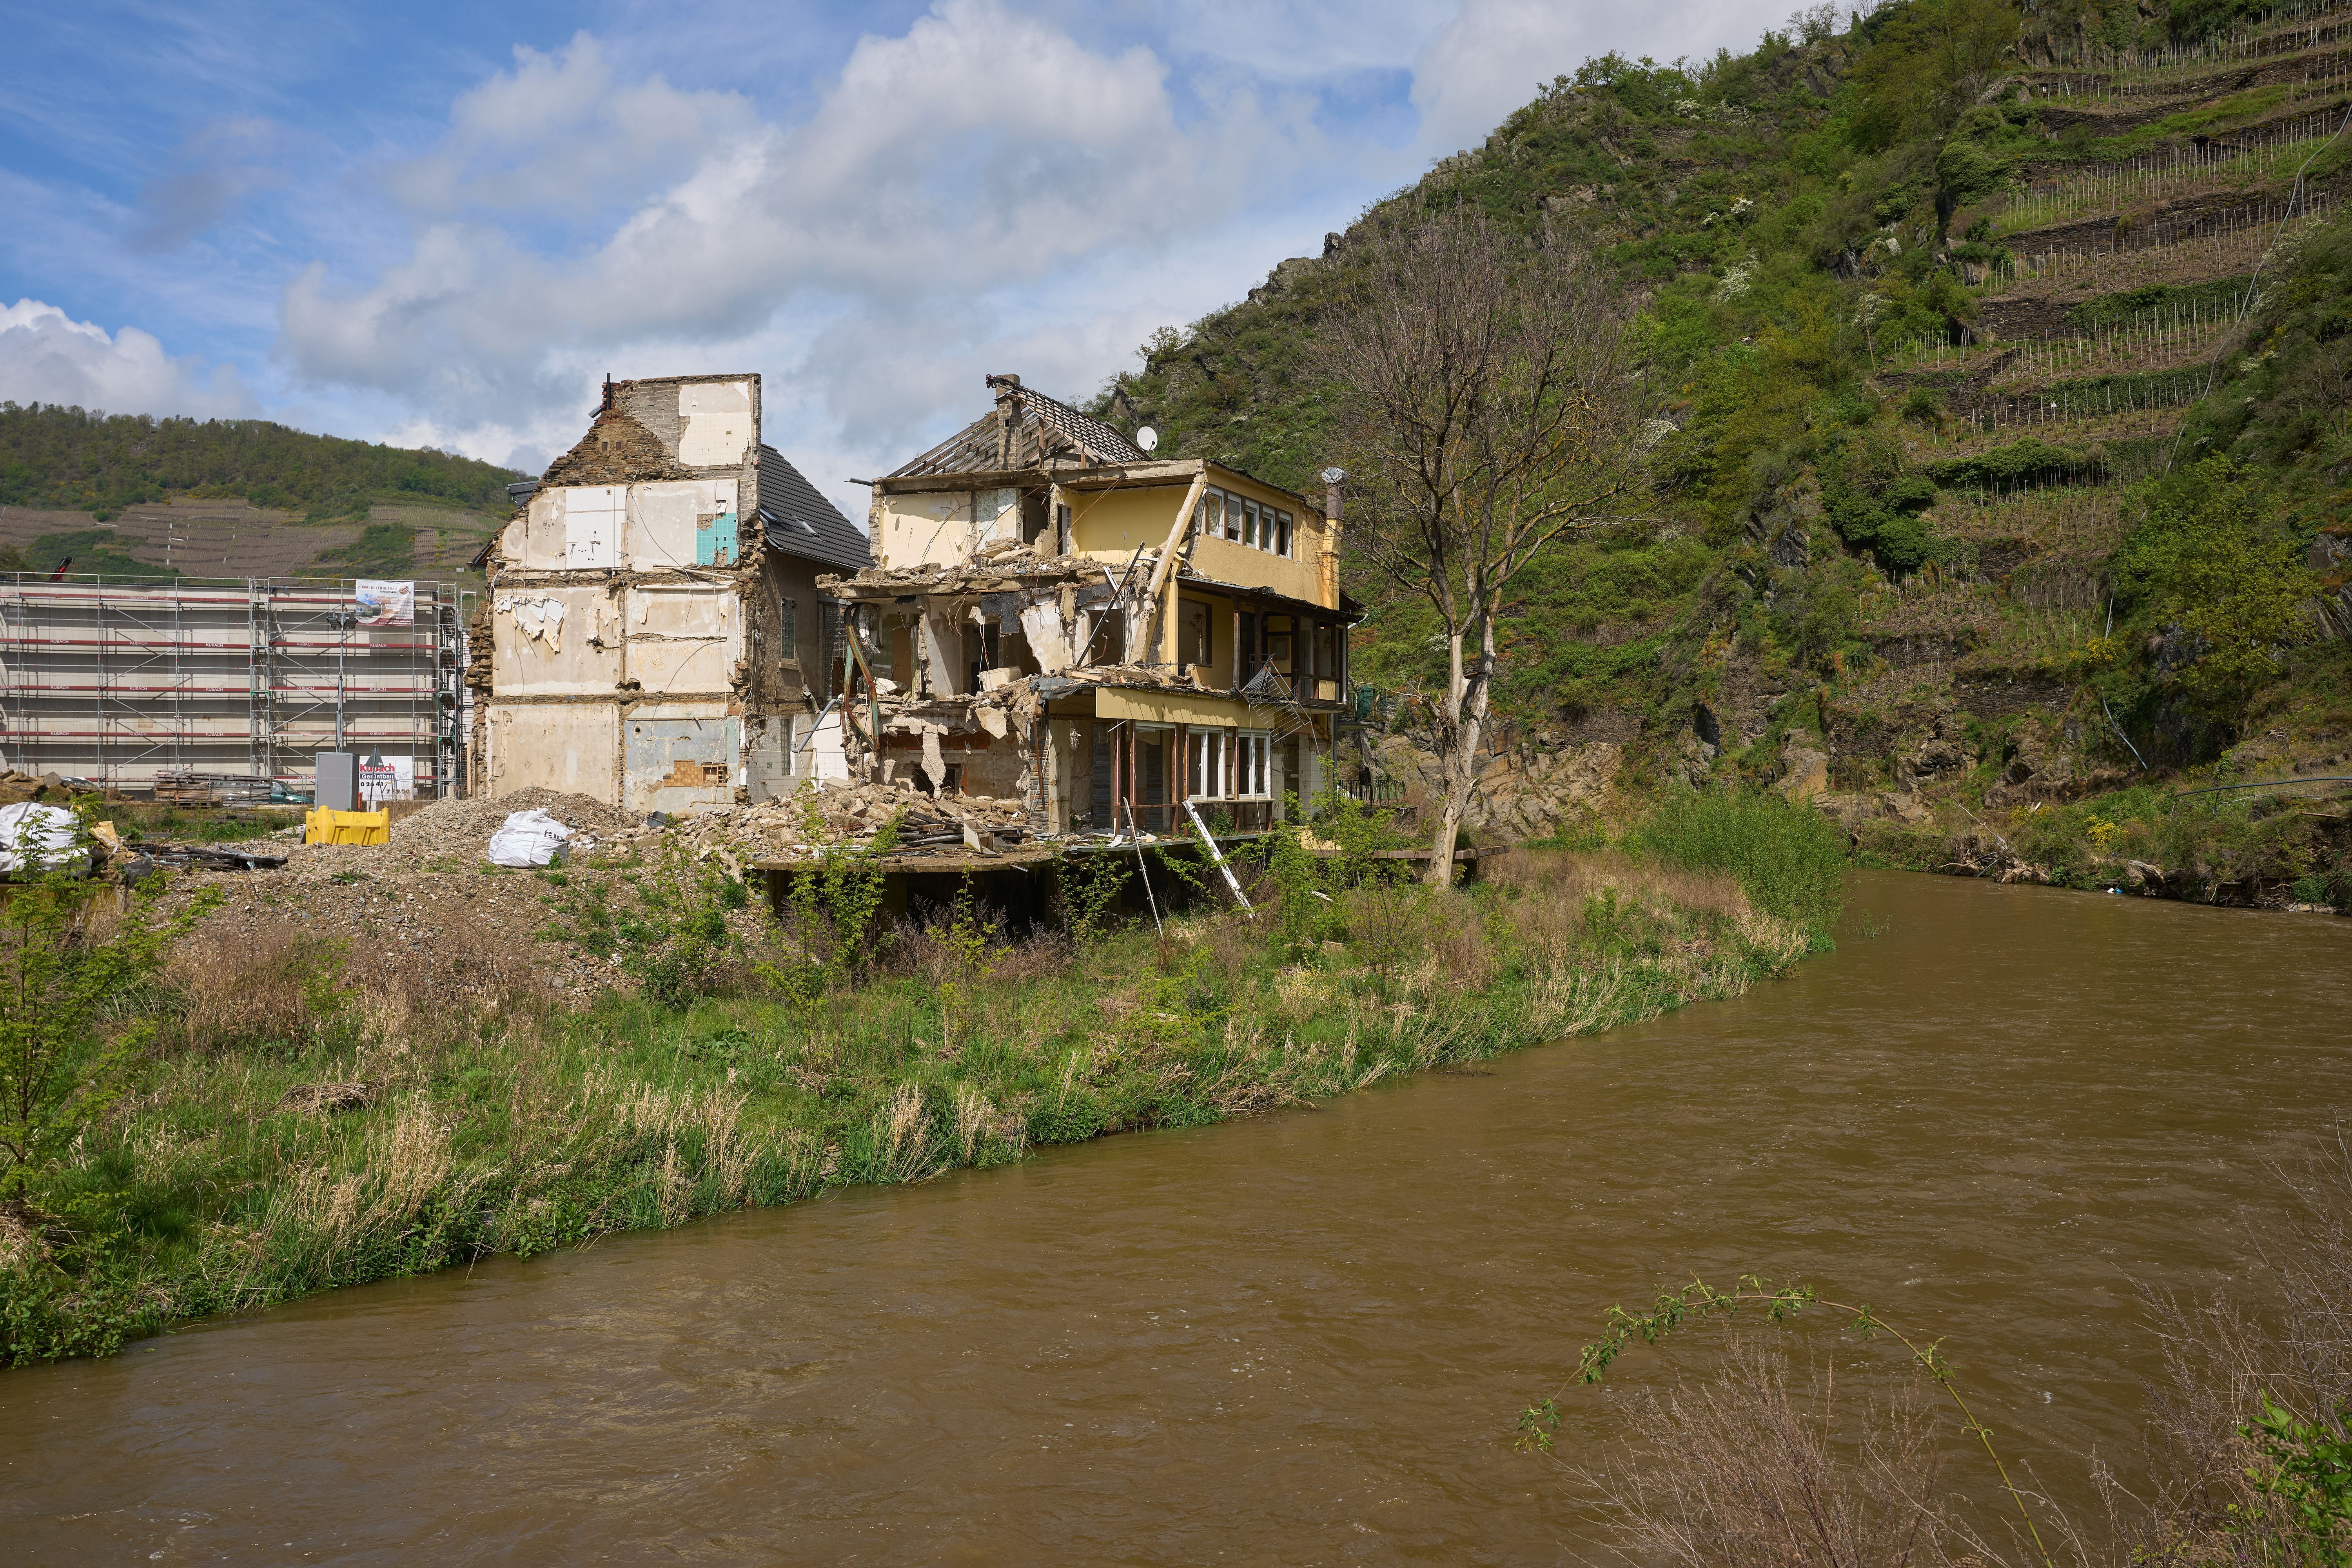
[{"xmin": 0, "ymin": 0, "xmax": 1792, "ymax": 518}]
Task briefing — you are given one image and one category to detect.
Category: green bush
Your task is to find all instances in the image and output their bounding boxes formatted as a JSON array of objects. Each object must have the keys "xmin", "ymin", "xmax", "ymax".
[
  {"xmin": 1630, "ymin": 790, "xmax": 1848, "ymax": 942},
  {"xmin": 2111, "ymin": 460, "xmax": 2314, "ymax": 725}
]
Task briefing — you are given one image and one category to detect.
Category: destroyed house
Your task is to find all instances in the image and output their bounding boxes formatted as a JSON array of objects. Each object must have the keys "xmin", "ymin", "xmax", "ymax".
[
  {"xmin": 476, "ymin": 372, "xmax": 872, "ymax": 812},
  {"xmin": 819, "ymin": 373, "xmax": 1354, "ymax": 834}
]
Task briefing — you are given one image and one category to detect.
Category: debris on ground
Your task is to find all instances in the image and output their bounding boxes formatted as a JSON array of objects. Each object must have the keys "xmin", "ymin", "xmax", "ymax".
[
  {"xmin": 487, "ymin": 808, "xmax": 574, "ymax": 868},
  {"xmin": 275, "ymin": 788, "xmax": 631, "ymax": 882},
  {"xmin": 281, "ymin": 1083, "xmax": 374, "ymax": 1114}
]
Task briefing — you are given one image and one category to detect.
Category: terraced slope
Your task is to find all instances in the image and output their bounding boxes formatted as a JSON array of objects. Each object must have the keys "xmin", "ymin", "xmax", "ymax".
[
  {"xmin": 0, "ymin": 498, "xmax": 502, "ymax": 584},
  {"xmin": 1081, "ymin": 0, "xmax": 2351, "ymax": 900},
  {"xmin": 0, "ymin": 403, "xmax": 519, "ymax": 584}
]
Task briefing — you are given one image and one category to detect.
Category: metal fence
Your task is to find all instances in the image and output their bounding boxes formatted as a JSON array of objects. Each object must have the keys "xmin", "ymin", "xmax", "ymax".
[{"xmin": 0, "ymin": 574, "xmax": 468, "ymax": 795}]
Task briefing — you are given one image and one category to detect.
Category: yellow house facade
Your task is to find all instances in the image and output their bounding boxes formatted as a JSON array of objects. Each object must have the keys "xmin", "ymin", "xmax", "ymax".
[{"xmin": 820, "ymin": 374, "xmax": 1354, "ymax": 835}]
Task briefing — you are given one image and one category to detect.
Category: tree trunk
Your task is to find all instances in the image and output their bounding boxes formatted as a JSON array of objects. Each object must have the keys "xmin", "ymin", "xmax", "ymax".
[{"xmin": 1425, "ymin": 622, "xmax": 1490, "ymax": 887}]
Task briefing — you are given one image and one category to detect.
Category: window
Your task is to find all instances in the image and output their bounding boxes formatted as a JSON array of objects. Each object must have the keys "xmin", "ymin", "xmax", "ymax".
[
  {"xmin": 1203, "ymin": 486, "xmax": 1296, "ymax": 556},
  {"xmin": 779, "ymin": 596, "xmax": 799, "ymax": 648},
  {"xmin": 1236, "ymin": 732, "xmax": 1270, "ymax": 799},
  {"xmin": 1056, "ymin": 502, "xmax": 1072, "ymax": 551},
  {"xmin": 1188, "ymin": 728, "xmax": 1228, "ymax": 800},
  {"xmin": 1196, "ymin": 491, "xmax": 1222, "ymax": 539}
]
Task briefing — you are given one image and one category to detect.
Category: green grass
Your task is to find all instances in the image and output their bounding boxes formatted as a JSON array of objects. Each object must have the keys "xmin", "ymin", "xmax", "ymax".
[
  {"xmin": 1628, "ymin": 789, "xmax": 1850, "ymax": 943},
  {"xmin": 0, "ymin": 841, "xmax": 1819, "ymax": 1365}
]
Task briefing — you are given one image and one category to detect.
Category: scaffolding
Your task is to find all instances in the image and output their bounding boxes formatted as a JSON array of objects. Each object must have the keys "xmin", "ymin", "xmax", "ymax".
[{"xmin": 0, "ymin": 573, "xmax": 470, "ymax": 795}]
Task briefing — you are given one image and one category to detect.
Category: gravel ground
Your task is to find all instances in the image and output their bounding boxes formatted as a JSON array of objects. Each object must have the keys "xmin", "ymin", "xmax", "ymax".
[
  {"xmin": 177, "ymin": 790, "xmax": 691, "ymax": 1000},
  {"xmin": 277, "ymin": 788, "xmax": 633, "ymax": 882},
  {"xmin": 181, "ymin": 864, "xmax": 639, "ymax": 997}
]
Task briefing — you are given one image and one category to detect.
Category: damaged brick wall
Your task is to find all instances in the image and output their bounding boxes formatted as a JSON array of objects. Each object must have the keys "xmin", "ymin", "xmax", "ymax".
[{"xmin": 539, "ymin": 407, "xmax": 693, "ymax": 487}]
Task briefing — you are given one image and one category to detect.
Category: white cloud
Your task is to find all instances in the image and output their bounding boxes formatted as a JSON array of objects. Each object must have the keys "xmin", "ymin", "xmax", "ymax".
[
  {"xmin": 385, "ymin": 34, "xmax": 759, "ymax": 218},
  {"xmin": 1412, "ymin": 0, "xmax": 1795, "ymax": 153},
  {"xmin": 262, "ymin": 0, "xmax": 1800, "ymax": 510},
  {"xmin": 133, "ymin": 117, "xmax": 285, "ymax": 252},
  {"xmin": 0, "ymin": 299, "xmax": 256, "ymax": 419},
  {"xmin": 278, "ymin": 0, "xmax": 1326, "ymax": 492}
]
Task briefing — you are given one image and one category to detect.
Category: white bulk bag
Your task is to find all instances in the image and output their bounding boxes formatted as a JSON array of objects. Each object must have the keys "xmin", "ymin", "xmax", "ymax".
[
  {"xmin": 0, "ymin": 802, "xmax": 86, "ymax": 875},
  {"xmin": 486, "ymin": 808, "xmax": 572, "ymax": 868}
]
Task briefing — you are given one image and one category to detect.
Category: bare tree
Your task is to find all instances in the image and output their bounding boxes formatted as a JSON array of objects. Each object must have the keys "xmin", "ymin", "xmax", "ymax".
[{"xmin": 1319, "ymin": 209, "xmax": 1645, "ymax": 882}]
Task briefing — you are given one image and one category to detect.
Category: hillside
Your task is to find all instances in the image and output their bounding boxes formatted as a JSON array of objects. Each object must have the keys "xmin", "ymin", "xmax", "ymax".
[
  {"xmin": 0, "ymin": 403, "xmax": 521, "ymax": 582},
  {"xmin": 1086, "ymin": 0, "xmax": 2352, "ymax": 904}
]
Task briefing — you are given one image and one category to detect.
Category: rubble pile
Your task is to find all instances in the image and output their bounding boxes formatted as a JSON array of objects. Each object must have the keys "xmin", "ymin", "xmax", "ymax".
[
  {"xmin": 282, "ymin": 788, "xmax": 630, "ymax": 880},
  {"xmin": 0, "ymin": 769, "xmax": 67, "ymax": 805},
  {"xmin": 593, "ymin": 782, "xmax": 1039, "ymax": 866}
]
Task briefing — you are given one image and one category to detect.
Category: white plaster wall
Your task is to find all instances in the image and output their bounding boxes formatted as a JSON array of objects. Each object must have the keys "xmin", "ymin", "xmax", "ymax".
[
  {"xmin": 490, "ymin": 586, "xmax": 622, "ymax": 695},
  {"xmin": 622, "ymin": 584, "xmax": 739, "ymax": 694},
  {"xmin": 489, "ymin": 703, "xmax": 618, "ymax": 803},
  {"xmin": 678, "ymin": 380, "xmax": 751, "ymax": 467},
  {"xmin": 623, "ymin": 479, "xmax": 737, "ymax": 570}
]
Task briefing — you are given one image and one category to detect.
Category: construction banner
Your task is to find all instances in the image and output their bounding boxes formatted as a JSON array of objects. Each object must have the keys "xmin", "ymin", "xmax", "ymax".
[{"xmin": 355, "ymin": 579, "xmax": 414, "ymax": 627}]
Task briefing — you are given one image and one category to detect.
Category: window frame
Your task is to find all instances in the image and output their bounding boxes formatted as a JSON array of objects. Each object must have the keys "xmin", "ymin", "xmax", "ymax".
[
  {"xmin": 1188, "ymin": 727, "xmax": 1229, "ymax": 801},
  {"xmin": 1234, "ymin": 731, "xmax": 1271, "ymax": 800}
]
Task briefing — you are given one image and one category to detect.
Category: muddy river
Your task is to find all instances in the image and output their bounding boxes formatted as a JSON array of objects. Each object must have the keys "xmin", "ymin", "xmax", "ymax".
[{"xmin": 3, "ymin": 873, "xmax": 2348, "ymax": 1564}]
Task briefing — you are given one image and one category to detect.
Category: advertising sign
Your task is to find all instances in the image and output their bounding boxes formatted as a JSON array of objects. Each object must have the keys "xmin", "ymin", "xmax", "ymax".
[
  {"xmin": 355, "ymin": 579, "xmax": 415, "ymax": 628},
  {"xmin": 358, "ymin": 751, "xmax": 416, "ymax": 805}
]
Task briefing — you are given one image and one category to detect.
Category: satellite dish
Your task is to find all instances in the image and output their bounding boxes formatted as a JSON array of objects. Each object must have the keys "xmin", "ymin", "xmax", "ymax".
[{"xmin": 1136, "ymin": 426, "xmax": 1159, "ymax": 452}]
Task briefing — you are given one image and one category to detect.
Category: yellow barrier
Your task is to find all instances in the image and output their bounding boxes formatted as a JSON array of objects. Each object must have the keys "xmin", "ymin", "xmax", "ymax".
[{"xmin": 305, "ymin": 808, "xmax": 390, "ymax": 846}]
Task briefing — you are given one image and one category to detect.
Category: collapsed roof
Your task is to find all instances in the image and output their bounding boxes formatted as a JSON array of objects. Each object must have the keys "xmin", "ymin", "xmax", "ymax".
[{"xmin": 887, "ymin": 374, "xmax": 1144, "ymax": 478}]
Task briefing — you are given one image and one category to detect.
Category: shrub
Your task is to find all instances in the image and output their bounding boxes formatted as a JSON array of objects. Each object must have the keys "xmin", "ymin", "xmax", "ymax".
[
  {"xmin": 1629, "ymin": 790, "xmax": 1847, "ymax": 942},
  {"xmin": 2111, "ymin": 459, "xmax": 2315, "ymax": 725}
]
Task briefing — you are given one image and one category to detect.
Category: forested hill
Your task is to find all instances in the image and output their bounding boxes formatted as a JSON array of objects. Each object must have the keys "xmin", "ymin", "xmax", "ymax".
[
  {"xmin": 0, "ymin": 402, "xmax": 523, "ymax": 522},
  {"xmin": 1083, "ymin": 0, "xmax": 2352, "ymax": 897}
]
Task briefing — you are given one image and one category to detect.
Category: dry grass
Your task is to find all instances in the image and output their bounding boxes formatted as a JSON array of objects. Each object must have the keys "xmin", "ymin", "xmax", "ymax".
[
  {"xmin": 2122, "ymin": 1132, "xmax": 2352, "ymax": 1564},
  {"xmin": 166, "ymin": 916, "xmax": 546, "ymax": 1058},
  {"xmin": 1484, "ymin": 846, "xmax": 1755, "ymax": 920},
  {"xmin": 1577, "ymin": 1335, "xmax": 1999, "ymax": 1568}
]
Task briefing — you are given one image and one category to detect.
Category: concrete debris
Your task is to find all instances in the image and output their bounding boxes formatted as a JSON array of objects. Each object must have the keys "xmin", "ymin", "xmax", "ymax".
[
  {"xmin": 590, "ymin": 781, "xmax": 1040, "ymax": 864},
  {"xmin": 279, "ymin": 788, "xmax": 630, "ymax": 881}
]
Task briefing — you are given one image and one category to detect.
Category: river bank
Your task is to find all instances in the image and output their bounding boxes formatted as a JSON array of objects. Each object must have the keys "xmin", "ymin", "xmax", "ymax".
[
  {"xmin": 1833, "ymin": 774, "xmax": 2352, "ymax": 913},
  {"xmin": 4, "ymin": 871, "xmax": 2344, "ymax": 1563},
  {"xmin": 0, "ymin": 796, "xmax": 1839, "ymax": 1365}
]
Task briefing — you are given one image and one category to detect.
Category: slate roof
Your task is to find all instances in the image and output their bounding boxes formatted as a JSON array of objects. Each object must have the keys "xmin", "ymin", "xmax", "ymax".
[
  {"xmin": 887, "ymin": 374, "xmax": 1144, "ymax": 478},
  {"xmin": 757, "ymin": 445, "xmax": 872, "ymax": 574}
]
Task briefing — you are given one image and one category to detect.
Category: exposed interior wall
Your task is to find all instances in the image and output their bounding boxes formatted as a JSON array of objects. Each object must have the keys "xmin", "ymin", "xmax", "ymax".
[
  {"xmin": 488, "ymin": 703, "xmax": 619, "ymax": 801},
  {"xmin": 620, "ymin": 584, "xmax": 740, "ymax": 694},
  {"xmin": 491, "ymin": 585, "xmax": 623, "ymax": 695},
  {"xmin": 1067, "ymin": 484, "xmax": 1184, "ymax": 559},
  {"xmin": 486, "ymin": 371, "xmax": 846, "ymax": 811},
  {"xmin": 875, "ymin": 488, "xmax": 1020, "ymax": 570},
  {"xmin": 624, "ymin": 703, "xmax": 739, "ymax": 813}
]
